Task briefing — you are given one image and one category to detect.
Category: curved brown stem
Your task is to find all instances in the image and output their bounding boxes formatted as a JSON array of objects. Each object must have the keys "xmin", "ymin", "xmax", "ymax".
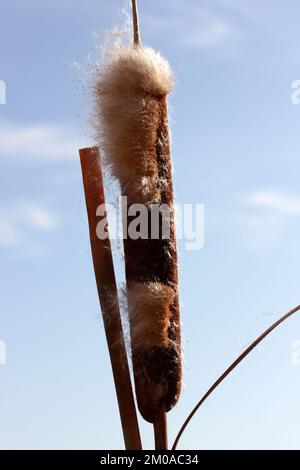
[{"xmin": 172, "ymin": 304, "xmax": 300, "ymax": 450}]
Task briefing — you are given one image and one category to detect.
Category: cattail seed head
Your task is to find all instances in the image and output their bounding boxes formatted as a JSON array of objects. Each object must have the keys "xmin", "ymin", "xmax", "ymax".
[{"xmin": 94, "ymin": 38, "xmax": 181, "ymax": 422}]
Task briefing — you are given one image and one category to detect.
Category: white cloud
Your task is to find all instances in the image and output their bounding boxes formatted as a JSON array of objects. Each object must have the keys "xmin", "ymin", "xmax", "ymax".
[
  {"xmin": 245, "ymin": 190, "xmax": 300, "ymax": 216},
  {"xmin": 0, "ymin": 119, "xmax": 85, "ymax": 163},
  {"xmin": 213, "ymin": 0, "xmax": 262, "ymax": 22},
  {"xmin": 182, "ymin": 13, "xmax": 239, "ymax": 49},
  {"xmin": 0, "ymin": 202, "xmax": 59, "ymax": 251},
  {"xmin": 22, "ymin": 204, "xmax": 58, "ymax": 230},
  {"xmin": 239, "ymin": 189, "xmax": 300, "ymax": 252},
  {"xmin": 143, "ymin": 0, "xmax": 244, "ymax": 53}
]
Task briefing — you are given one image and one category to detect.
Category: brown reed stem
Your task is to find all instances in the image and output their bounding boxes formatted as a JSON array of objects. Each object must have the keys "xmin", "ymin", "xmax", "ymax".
[
  {"xmin": 172, "ymin": 304, "xmax": 300, "ymax": 450},
  {"xmin": 79, "ymin": 146, "xmax": 142, "ymax": 450},
  {"xmin": 154, "ymin": 408, "xmax": 168, "ymax": 450},
  {"xmin": 131, "ymin": 0, "xmax": 141, "ymax": 46}
]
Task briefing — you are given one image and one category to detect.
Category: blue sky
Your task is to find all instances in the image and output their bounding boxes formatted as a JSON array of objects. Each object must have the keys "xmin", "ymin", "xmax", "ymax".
[{"xmin": 1, "ymin": 0, "xmax": 300, "ymax": 450}]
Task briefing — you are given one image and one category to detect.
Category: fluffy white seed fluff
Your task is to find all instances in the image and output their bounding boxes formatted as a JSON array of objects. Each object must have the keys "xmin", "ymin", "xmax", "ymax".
[{"xmin": 94, "ymin": 44, "xmax": 173, "ymax": 203}]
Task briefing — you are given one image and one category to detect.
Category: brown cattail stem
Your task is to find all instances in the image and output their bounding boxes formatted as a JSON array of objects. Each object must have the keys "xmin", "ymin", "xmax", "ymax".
[
  {"xmin": 131, "ymin": 0, "xmax": 141, "ymax": 46},
  {"xmin": 153, "ymin": 409, "xmax": 168, "ymax": 450},
  {"xmin": 172, "ymin": 304, "xmax": 300, "ymax": 450},
  {"xmin": 79, "ymin": 146, "xmax": 142, "ymax": 450}
]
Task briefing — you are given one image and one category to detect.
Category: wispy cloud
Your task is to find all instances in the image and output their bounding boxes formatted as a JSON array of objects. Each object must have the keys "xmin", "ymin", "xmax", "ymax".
[
  {"xmin": 143, "ymin": 0, "xmax": 245, "ymax": 54},
  {"xmin": 21, "ymin": 204, "xmax": 59, "ymax": 231},
  {"xmin": 239, "ymin": 189, "xmax": 300, "ymax": 252},
  {"xmin": 0, "ymin": 119, "xmax": 84, "ymax": 163},
  {"xmin": 0, "ymin": 202, "xmax": 59, "ymax": 253},
  {"xmin": 245, "ymin": 190, "xmax": 300, "ymax": 216},
  {"xmin": 212, "ymin": 0, "xmax": 262, "ymax": 22},
  {"xmin": 180, "ymin": 10, "xmax": 242, "ymax": 50}
]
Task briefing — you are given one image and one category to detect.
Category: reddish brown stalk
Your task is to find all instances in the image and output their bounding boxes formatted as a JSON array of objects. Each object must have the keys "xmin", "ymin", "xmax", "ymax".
[
  {"xmin": 79, "ymin": 146, "xmax": 142, "ymax": 450},
  {"xmin": 172, "ymin": 304, "xmax": 300, "ymax": 450},
  {"xmin": 154, "ymin": 409, "xmax": 168, "ymax": 450}
]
